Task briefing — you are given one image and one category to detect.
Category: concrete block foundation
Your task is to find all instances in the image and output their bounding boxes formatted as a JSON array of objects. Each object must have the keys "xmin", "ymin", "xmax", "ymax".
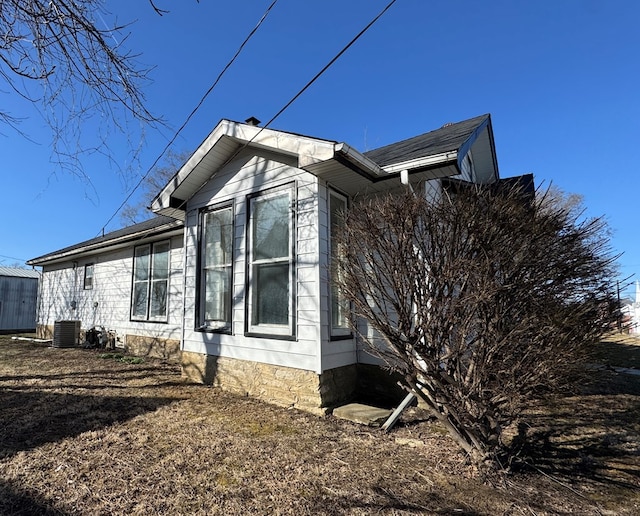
[
  {"xmin": 125, "ymin": 334, "xmax": 181, "ymax": 361},
  {"xmin": 181, "ymin": 351, "xmax": 358, "ymax": 414}
]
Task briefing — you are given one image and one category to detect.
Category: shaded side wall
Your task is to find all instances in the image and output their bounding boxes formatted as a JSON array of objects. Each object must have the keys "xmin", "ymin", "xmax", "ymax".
[{"xmin": 37, "ymin": 233, "xmax": 183, "ymax": 358}]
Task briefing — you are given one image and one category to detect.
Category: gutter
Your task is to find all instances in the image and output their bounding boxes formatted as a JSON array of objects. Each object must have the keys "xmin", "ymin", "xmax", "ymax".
[
  {"xmin": 334, "ymin": 142, "xmax": 386, "ymax": 177},
  {"xmin": 382, "ymin": 151, "xmax": 459, "ymax": 174},
  {"xmin": 27, "ymin": 221, "xmax": 184, "ymax": 266}
]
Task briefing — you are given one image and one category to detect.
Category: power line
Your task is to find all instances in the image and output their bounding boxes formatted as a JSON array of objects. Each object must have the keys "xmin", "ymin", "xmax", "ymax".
[
  {"xmin": 262, "ymin": 0, "xmax": 398, "ymax": 131},
  {"xmin": 98, "ymin": 0, "xmax": 279, "ymax": 235},
  {"xmin": 0, "ymin": 254, "xmax": 28, "ymax": 263},
  {"xmin": 173, "ymin": 0, "xmax": 399, "ymax": 210}
]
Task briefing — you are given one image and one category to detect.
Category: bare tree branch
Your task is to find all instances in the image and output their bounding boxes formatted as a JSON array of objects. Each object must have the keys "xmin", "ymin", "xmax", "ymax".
[{"xmin": 0, "ymin": 0, "xmax": 163, "ymax": 183}]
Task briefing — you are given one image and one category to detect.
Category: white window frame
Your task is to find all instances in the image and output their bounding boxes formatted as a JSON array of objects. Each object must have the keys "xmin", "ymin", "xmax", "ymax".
[
  {"xmin": 329, "ymin": 190, "xmax": 351, "ymax": 338},
  {"xmin": 83, "ymin": 263, "xmax": 94, "ymax": 290},
  {"xmin": 131, "ymin": 241, "xmax": 170, "ymax": 322},
  {"xmin": 246, "ymin": 185, "xmax": 295, "ymax": 338},
  {"xmin": 198, "ymin": 204, "xmax": 234, "ymax": 332}
]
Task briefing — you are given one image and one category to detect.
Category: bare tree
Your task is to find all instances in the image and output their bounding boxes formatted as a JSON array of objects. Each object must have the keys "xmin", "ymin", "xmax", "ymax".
[
  {"xmin": 0, "ymin": 1, "xmax": 163, "ymax": 180},
  {"xmin": 336, "ymin": 182, "xmax": 618, "ymax": 467},
  {"xmin": 119, "ymin": 149, "xmax": 191, "ymax": 225}
]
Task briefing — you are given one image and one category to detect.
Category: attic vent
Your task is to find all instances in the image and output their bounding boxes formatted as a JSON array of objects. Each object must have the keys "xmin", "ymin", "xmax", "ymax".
[{"xmin": 245, "ymin": 116, "xmax": 261, "ymax": 126}]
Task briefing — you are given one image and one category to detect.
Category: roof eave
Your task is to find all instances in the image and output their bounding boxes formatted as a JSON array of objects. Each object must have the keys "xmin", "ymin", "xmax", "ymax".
[
  {"xmin": 151, "ymin": 120, "xmax": 338, "ymax": 215},
  {"xmin": 457, "ymin": 114, "xmax": 499, "ymax": 181},
  {"xmin": 382, "ymin": 151, "xmax": 459, "ymax": 174},
  {"xmin": 333, "ymin": 143, "xmax": 386, "ymax": 178},
  {"xmin": 27, "ymin": 221, "xmax": 183, "ymax": 266}
]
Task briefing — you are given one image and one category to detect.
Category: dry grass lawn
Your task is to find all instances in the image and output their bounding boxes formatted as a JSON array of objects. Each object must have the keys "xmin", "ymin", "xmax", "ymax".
[{"xmin": 1, "ymin": 335, "xmax": 639, "ymax": 515}]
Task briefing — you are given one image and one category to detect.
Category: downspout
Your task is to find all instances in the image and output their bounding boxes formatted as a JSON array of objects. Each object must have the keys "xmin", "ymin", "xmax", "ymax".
[{"xmin": 71, "ymin": 261, "xmax": 78, "ymax": 315}]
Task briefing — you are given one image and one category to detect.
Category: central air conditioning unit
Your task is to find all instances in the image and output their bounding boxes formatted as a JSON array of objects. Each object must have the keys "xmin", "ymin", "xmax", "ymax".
[{"xmin": 53, "ymin": 320, "xmax": 81, "ymax": 348}]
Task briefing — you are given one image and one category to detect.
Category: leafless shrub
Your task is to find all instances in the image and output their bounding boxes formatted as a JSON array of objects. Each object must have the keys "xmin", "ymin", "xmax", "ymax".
[
  {"xmin": 336, "ymin": 181, "xmax": 619, "ymax": 466},
  {"xmin": 119, "ymin": 149, "xmax": 191, "ymax": 225}
]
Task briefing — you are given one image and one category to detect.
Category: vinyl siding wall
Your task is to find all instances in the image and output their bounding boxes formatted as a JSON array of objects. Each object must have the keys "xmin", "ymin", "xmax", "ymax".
[
  {"xmin": 182, "ymin": 148, "xmax": 324, "ymax": 373},
  {"xmin": 37, "ymin": 234, "xmax": 183, "ymax": 343}
]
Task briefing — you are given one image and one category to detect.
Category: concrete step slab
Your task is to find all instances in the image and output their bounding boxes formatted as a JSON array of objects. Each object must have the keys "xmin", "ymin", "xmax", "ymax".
[{"xmin": 333, "ymin": 403, "xmax": 393, "ymax": 427}]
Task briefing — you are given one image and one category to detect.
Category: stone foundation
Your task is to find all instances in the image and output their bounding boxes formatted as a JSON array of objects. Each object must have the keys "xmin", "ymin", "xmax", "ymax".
[
  {"xmin": 181, "ymin": 351, "xmax": 358, "ymax": 414},
  {"xmin": 125, "ymin": 334, "xmax": 181, "ymax": 361},
  {"xmin": 36, "ymin": 324, "xmax": 54, "ymax": 340}
]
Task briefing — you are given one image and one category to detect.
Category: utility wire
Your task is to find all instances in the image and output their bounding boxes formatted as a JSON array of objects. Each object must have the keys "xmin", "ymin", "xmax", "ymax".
[
  {"xmin": 173, "ymin": 0, "xmax": 399, "ymax": 211},
  {"xmin": 262, "ymin": 0, "xmax": 398, "ymax": 131},
  {"xmin": 0, "ymin": 254, "xmax": 28, "ymax": 263},
  {"xmin": 98, "ymin": 0, "xmax": 279, "ymax": 235}
]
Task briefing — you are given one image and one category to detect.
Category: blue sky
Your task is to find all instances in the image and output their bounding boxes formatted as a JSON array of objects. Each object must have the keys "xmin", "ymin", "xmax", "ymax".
[{"xmin": 1, "ymin": 0, "xmax": 639, "ymax": 297}]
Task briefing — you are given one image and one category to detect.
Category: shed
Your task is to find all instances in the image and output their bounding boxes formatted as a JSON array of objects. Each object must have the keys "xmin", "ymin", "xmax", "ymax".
[{"xmin": 0, "ymin": 267, "xmax": 40, "ymax": 333}]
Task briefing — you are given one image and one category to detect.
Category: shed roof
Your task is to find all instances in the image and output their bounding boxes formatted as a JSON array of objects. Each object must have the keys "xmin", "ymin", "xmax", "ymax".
[
  {"xmin": 27, "ymin": 215, "xmax": 183, "ymax": 266},
  {"xmin": 0, "ymin": 267, "xmax": 40, "ymax": 279}
]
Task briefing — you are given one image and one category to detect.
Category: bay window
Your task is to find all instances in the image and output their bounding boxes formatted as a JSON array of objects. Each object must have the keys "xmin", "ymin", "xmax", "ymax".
[
  {"xmin": 329, "ymin": 191, "xmax": 350, "ymax": 335},
  {"xmin": 247, "ymin": 187, "xmax": 295, "ymax": 337},
  {"xmin": 199, "ymin": 205, "xmax": 233, "ymax": 331}
]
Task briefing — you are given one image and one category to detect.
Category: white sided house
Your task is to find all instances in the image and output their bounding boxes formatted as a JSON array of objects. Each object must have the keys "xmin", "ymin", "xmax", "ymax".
[{"xmin": 29, "ymin": 114, "xmax": 504, "ymax": 412}]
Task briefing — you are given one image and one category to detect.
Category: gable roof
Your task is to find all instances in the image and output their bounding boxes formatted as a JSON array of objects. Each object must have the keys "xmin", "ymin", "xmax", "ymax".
[
  {"xmin": 364, "ymin": 114, "xmax": 491, "ymax": 168},
  {"xmin": 29, "ymin": 114, "xmax": 501, "ymax": 265},
  {"xmin": 152, "ymin": 114, "xmax": 498, "ymax": 219},
  {"xmin": 27, "ymin": 216, "xmax": 183, "ymax": 266}
]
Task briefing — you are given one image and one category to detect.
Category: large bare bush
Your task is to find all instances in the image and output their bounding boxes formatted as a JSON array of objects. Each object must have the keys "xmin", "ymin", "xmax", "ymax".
[{"xmin": 336, "ymin": 181, "xmax": 618, "ymax": 466}]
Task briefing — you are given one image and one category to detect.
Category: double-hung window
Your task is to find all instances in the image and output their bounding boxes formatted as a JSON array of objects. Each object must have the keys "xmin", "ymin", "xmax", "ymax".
[
  {"xmin": 83, "ymin": 264, "xmax": 94, "ymax": 290},
  {"xmin": 247, "ymin": 187, "xmax": 295, "ymax": 337},
  {"xmin": 131, "ymin": 241, "xmax": 170, "ymax": 322},
  {"xmin": 199, "ymin": 205, "xmax": 233, "ymax": 331},
  {"xmin": 329, "ymin": 191, "xmax": 350, "ymax": 336}
]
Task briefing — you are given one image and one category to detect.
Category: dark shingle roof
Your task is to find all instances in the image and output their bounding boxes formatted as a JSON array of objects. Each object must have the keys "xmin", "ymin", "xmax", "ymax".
[
  {"xmin": 363, "ymin": 114, "xmax": 490, "ymax": 167},
  {"xmin": 27, "ymin": 216, "xmax": 183, "ymax": 265}
]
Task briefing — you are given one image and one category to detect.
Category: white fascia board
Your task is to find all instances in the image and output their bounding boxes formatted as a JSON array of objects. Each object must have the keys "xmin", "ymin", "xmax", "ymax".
[
  {"xmin": 333, "ymin": 143, "xmax": 386, "ymax": 177},
  {"xmin": 151, "ymin": 120, "xmax": 234, "ymax": 213},
  {"xmin": 28, "ymin": 223, "xmax": 183, "ymax": 266},
  {"xmin": 230, "ymin": 123, "xmax": 335, "ymax": 163},
  {"xmin": 382, "ymin": 151, "xmax": 459, "ymax": 174},
  {"xmin": 152, "ymin": 120, "xmax": 337, "ymax": 212}
]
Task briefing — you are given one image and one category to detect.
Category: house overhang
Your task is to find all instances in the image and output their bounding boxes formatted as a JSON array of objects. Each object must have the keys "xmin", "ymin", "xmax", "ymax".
[
  {"xmin": 27, "ymin": 221, "xmax": 184, "ymax": 267},
  {"xmin": 151, "ymin": 120, "xmax": 475, "ymax": 216},
  {"xmin": 151, "ymin": 120, "xmax": 344, "ymax": 219}
]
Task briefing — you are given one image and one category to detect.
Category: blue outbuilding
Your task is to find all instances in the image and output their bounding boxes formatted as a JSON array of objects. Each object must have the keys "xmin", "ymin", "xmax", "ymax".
[{"xmin": 0, "ymin": 267, "xmax": 40, "ymax": 333}]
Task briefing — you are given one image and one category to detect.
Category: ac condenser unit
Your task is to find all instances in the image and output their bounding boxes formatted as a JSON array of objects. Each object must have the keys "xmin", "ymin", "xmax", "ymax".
[{"xmin": 53, "ymin": 320, "xmax": 81, "ymax": 348}]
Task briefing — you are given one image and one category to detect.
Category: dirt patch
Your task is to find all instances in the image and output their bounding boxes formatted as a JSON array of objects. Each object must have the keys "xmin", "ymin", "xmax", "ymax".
[{"xmin": 1, "ymin": 337, "xmax": 639, "ymax": 515}]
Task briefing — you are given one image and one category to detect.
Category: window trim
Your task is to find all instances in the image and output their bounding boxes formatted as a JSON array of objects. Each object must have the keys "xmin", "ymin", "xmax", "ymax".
[
  {"xmin": 83, "ymin": 263, "xmax": 94, "ymax": 290},
  {"xmin": 328, "ymin": 189, "xmax": 352, "ymax": 340},
  {"xmin": 130, "ymin": 240, "xmax": 170, "ymax": 323},
  {"xmin": 195, "ymin": 202, "xmax": 234, "ymax": 334},
  {"xmin": 245, "ymin": 184, "xmax": 296, "ymax": 339}
]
